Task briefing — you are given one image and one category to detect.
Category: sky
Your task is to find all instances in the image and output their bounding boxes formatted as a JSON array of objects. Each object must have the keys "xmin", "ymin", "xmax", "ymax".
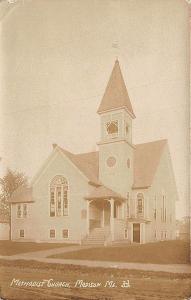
[{"xmin": 0, "ymin": 0, "xmax": 190, "ymax": 219}]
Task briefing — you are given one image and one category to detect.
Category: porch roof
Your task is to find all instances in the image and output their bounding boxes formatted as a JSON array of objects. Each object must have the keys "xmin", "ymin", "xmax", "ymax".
[
  {"xmin": 85, "ymin": 185, "xmax": 126, "ymax": 201},
  {"xmin": 8, "ymin": 186, "xmax": 34, "ymax": 203}
]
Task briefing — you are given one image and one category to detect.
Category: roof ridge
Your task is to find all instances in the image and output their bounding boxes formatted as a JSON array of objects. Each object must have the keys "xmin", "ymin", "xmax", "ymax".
[
  {"xmin": 57, "ymin": 145, "xmax": 100, "ymax": 185},
  {"xmin": 58, "ymin": 146, "xmax": 99, "ymax": 157},
  {"xmin": 135, "ymin": 139, "xmax": 167, "ymax": 147},
  {"xmin": 75, "ymin": 150, "xmax": 99, "ymax": 156},
  {"xmin": 57, "ymin": 145, "xmax": 74, "ymax": 155}
]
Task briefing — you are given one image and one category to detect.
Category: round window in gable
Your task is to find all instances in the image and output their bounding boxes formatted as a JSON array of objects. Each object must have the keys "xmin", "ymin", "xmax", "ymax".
[
  {"xmin": 127, "ymin": 158, "xmax": 130, "ymax": 168},
  {"xmin": 106, "ymin": 156, "xmax": 116, "ymax": 167}
]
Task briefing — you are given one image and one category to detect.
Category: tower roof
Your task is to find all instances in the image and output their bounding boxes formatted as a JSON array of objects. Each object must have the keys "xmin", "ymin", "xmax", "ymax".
[{"xmin": 97, "ymin": 60, "xmax": 135, "ymax": 117}]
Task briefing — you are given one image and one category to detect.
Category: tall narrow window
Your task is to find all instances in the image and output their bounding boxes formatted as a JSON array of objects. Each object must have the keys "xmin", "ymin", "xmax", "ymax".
[
  {"xmin": 154, "ymin": 208, "xmax": 157, "ymax": 220},
  {"xmin": 57, "ymin": 187, "xmax": 62, "ymax": 216},
  {"xmin": 17, "ymin": 205, "xmax": 22, "ymax": 218},
  {"xmin": 63, "ymin": 190, "xmax": 68, "ymax": 216},
  {"xmin": 124, "ymin": 228, "xmax": 128, "ymax": 239},
  {"xmin": 125, "ymin": 122, "xmax": 129, "ymax": 136},
  {"xmin": 127, "ymin": 158, "xmax": 130, "ymax": 168},
  {"xmin": 154, "ymin": 195, "xmax": 157, "ymax": 220},
  {"xmin": 20, "ymin": 229, "xmax": 24, "ymax": 238},
  {"xmin": 161, "ymin": 195, "xmax": 166, "ymax": 222},
  {"xmin": 137, "ymin": 193, "xmax": 144, "ymax": 215},
  {"xmin": 23, "ymin": 204, "xmax": 27, "ymax": 218},
  {"xmin": 50, "ymin": 175, "xmax": 68, "ymax": 217},
  {"xmin": 126, "ymin": 192, "xmax": 130, "ymax": 218},
  {"xmin": 50, "ymin": 188, "xmax": 55, "ymax": 217},
  {"xmin": 62, "ymin": 229, "xmax": 69, "ymax": 238},
  {"xmin": 50, "ymin": 229, "xmax": 55, "ymax": 238}
]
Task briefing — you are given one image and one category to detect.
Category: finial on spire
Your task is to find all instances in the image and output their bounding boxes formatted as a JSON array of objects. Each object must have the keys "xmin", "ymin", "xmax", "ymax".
[{"xmin": 112, "ymin": 40, "xmax": 119, "ymax": 62}]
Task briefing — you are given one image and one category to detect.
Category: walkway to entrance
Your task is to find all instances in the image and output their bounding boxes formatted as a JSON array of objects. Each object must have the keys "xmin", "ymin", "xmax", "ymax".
[{"xmin": 0, "ymin": 244, "xmax": 190, "ymax": 274}]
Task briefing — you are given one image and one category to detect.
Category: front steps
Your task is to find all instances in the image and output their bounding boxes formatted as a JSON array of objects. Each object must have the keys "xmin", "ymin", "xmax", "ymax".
[{"xmin": 83, "ymin": 226, "xmax": 110, "ymax": 245}]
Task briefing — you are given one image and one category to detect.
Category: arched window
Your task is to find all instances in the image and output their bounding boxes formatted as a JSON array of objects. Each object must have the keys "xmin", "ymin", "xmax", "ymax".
[
  {"xmin": 106, "ymin": 120, "xmax": 118, "ymax": 135},
  {"xmin": 137, "ymin": 193, "xmax": 144, "ymax": 215},
  {"xmin": 50, "ymin": 175, "xmax": 68, "ymax": 217}
]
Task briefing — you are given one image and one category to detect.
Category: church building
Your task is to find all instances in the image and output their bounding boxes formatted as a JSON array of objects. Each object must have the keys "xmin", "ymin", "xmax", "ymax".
[{"xmin": 9, "ymin": 60, "xmax": 177, "ymax": 244}]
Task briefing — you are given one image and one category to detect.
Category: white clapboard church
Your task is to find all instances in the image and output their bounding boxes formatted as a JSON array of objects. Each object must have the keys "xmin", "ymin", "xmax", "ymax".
[{"xmin": 9, "ymin": 60, "xmax": 177, "ymax": 244}]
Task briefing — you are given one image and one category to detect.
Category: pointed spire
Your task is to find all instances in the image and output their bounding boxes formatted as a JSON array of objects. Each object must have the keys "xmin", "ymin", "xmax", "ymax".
[{"xmin": 97, "ymin": 60, "xmax": 135, "ymax": 118}]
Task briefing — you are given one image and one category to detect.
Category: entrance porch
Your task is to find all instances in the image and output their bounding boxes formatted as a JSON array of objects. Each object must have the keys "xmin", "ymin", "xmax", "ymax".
[
  {"xmin": 85, "ymin": 185, "xmax": 126, "ymax": 244},
  {"xmin": 89, "ymin": 200, "xmax": 111, "ymax": 230}
]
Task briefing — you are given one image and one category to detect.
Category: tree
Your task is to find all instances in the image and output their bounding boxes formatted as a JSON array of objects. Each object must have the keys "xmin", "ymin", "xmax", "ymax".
[{"xmin": 0, "ymin": 168, "xmax": 28, "ymax": 217}]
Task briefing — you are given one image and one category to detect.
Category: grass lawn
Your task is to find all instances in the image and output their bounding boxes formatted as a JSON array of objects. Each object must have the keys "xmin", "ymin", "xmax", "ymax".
[
  {"xmin": 0, "ymin": 259, "xmax": 191, "ymax": 300},
  {"xmin": 0, "ymin": 241, "xmax": 75, "ymax": 256},
  {"xmin": 49, "ymin": 240, "xmax": 190, "ymax": 264}
]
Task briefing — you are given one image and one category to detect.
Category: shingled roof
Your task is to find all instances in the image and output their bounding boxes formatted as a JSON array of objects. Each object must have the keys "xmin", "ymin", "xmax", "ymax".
[
  {"xmin": 9, "ymin": 140, "xmax": 166, "ymax": 203},
  {"xmin": 133, "ymin": 139, "xmax": 167, "ymax": 188},
  {"xmin": 59, "ymin": 139, "xmax": 166, "ymax": 189},
  {"xmin": 97, "ymin": 60, "xmax": 135, "ymax": 118},
  {"xmin": 58, "ymin": 147, "xmax": 100, "ymax": 185},
  {"xmin": 8, "ymin": 186, "xmax": 33, "ymax": 203}
]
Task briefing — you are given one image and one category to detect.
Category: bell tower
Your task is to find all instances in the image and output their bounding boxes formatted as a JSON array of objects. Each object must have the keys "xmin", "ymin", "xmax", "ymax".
[{"xmin": 97, "ymin": 60, "xmax": 135, "ymax": 196}]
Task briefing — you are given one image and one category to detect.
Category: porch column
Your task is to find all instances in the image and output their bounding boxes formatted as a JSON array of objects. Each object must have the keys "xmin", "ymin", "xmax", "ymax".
[
  {"xmin": 134, "ymin": 196, "xmax": 137, "ymax": 218},
  {"xmin": 130, "ymin": 223, "xmax": 133, "ymax": 243},
  {"xmin": 109, "ymin": 198, "xmax": 114, "ymax": 241},
  {"xmin": 102, "ymin": 203, "xmax": 105, "ymax": 227},
  {"xmin": 123, "ymin": 202, "xmax": 126, "ymax": 218},
  {"xmin": 86, "ymin": 201, "xmax": 90, "ymax": 235},
  {"xmin": 145, "ymin": 197, "xmax": 148, "ymax": 219},
  {"xmin": 140, "ymin": 223, "xmax": 145, "ymax": 244}
]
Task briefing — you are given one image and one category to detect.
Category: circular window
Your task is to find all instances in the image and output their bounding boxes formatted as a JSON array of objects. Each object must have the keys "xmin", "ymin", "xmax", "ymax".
[{"xmin": 106, "ymin": 156, "xmax": 116, "ymax": 167}]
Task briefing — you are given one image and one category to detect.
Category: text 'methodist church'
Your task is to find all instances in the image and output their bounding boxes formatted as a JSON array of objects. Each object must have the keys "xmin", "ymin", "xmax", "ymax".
[{"xmin": 9, "ymin": 60, "xmax": 177, "ymax": 244}]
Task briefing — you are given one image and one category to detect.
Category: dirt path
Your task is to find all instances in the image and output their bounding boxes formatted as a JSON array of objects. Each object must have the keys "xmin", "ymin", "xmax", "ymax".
[
  {"xmin": 7, "ymin": 245, "xmax": 95, "ymax": 259},
  {"xmin": 0, "ymin": 252, "xmax": 191, "ymax": 274}
]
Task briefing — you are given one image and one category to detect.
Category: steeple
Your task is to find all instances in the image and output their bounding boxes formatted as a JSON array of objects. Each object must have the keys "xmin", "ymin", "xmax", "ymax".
[
  {"xmin": 97, "ymin": 60, "xmax": 135, "ymax": 118},
  {"xmin": 97, "ymin": 60, "xmax": 135, "ymax": 196}
]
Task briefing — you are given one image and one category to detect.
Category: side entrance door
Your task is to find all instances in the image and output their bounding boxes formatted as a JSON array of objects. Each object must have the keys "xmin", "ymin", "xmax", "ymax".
[{"xmin": 133, "ymin": 223, "xmax": 140, "ymax": 243}]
